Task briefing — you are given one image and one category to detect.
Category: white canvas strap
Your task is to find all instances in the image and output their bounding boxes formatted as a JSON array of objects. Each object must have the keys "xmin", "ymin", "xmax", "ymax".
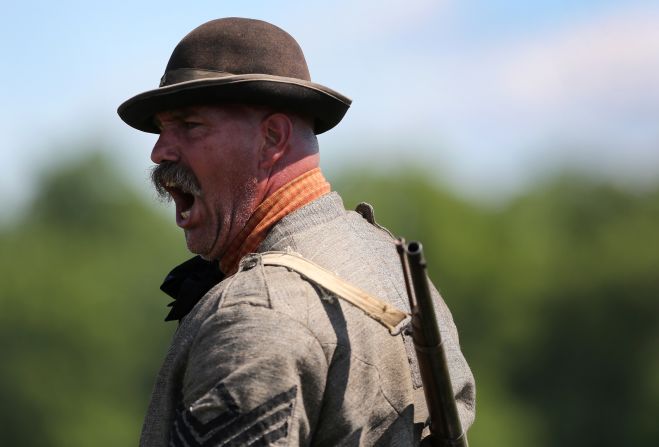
[{"xmin": 260, "ymin": 252, "xmax": 409, "ymax": 334}]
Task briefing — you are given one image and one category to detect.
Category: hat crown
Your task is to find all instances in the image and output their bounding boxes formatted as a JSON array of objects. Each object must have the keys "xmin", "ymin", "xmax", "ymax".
[{"xmin": 164, "ymin": 17, "xmax": 311, "ymax": 82}]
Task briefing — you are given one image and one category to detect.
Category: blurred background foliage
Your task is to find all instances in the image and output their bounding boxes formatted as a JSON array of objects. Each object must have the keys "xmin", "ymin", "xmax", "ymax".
[{"xmin": 1, "ymin": 152, "xmax": 658, "ymax": 446}]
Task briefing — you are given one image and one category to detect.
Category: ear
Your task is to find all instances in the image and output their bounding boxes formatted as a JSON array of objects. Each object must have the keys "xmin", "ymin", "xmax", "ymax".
[{"xmin": 258, "ymin": 113, "xmax": 292, "ymax": 170}]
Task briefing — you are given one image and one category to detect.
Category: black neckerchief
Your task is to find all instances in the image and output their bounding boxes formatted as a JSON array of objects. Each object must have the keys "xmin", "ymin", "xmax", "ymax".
[{"xmin": 160, "ymin": 256, "xmax": 225, "ymax": 322}]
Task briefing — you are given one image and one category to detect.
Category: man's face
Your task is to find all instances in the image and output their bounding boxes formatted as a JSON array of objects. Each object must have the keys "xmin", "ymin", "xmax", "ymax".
[{"xmin": 150, "ymin": 104, "xmax": 265, "ymax": 261}]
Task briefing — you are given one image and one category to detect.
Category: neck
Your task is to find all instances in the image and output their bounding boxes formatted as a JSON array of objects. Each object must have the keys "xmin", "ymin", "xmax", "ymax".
[
  {"xmin": 219, "ymin": 167, "xmax": 330, "ymax": 274},
  {"xmin": 260, "ymin": 152, "xmax": 320, "ymax": 201}
]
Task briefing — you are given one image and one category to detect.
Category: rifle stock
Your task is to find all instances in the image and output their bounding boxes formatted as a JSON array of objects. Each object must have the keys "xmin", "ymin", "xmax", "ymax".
[{"xmin": 397, "ymin": 239, "xmax": 468, "ymax": 447}]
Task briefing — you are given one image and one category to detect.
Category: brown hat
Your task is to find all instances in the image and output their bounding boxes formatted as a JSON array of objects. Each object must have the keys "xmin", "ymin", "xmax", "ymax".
[{"xmin": 118, "ymin": 18, "xmax": 351, "ymax": 134}]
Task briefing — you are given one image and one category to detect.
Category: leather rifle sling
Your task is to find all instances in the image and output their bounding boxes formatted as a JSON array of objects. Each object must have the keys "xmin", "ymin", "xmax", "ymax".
[{"xmin": 260, "ymin": 252, "xmax": 409, "ymax": 334}]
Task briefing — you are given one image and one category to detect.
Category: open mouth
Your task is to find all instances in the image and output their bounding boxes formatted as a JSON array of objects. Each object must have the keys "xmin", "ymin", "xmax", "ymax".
[
  {"xmin": 151, "ymin": 161, "xmax": 202, "ymax": 227},
  {"xmin": 165, "ymin": 182, "xmax": 197, "ymax": 224}
]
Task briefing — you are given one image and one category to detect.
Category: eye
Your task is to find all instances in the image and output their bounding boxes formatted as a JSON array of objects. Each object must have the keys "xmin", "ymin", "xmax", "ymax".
[{"xmin": 183, "ymin": 121, "xmax": 202, "ymax": 130}]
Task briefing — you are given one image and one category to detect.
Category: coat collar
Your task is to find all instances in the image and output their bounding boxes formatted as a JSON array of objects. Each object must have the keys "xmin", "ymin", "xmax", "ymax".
[{"xmin": 160, "ymin": 192, "xmax": 346, "ymax": 322}]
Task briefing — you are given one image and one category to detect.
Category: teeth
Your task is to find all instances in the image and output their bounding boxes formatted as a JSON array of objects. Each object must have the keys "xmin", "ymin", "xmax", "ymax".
[
  {"xmin": 180, "ymin": 210, "xmax": 191, "ymax": 220},
  {"xmin": 165, "ymin": 181, "xmax": 177, "ymax": 188}
]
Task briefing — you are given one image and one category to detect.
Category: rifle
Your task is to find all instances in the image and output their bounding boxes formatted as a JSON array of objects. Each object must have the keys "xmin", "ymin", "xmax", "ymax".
[{"xmin": 396, "ymin": 239, "xmax": 468, "ymax": 447}]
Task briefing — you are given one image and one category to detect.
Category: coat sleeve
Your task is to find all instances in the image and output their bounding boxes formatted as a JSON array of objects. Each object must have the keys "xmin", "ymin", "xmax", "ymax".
[
  {"xmin": 433, "ymin": 286, "xmax": 476, "ymax": 431},
  {"xmin": 171, "ymin": 303, "xmax": 328, "ymax": 446}
]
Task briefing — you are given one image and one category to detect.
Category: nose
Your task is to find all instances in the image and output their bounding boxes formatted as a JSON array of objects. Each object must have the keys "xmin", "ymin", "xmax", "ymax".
[{"xmin": 151, "ymin": 131, "xmax": 180, "ymax": 164}]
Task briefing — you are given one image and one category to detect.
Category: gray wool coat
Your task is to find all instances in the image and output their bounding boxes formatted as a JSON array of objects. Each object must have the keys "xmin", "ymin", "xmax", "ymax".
[{"xmin": 140, "ymin": 192, "xmax": 475, "ymax": 446}]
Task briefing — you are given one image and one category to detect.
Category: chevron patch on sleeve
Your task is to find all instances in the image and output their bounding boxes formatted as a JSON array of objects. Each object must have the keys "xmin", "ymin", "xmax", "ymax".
[{"xmin": 169, "ymin": 383, "xmax": 297, "ymax": 447}]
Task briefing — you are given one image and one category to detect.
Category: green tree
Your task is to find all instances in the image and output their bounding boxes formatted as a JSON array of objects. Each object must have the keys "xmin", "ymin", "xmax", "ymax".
[
  {"xmin": 0, "ymin": 153, "xmax": 187, "ymax": 446},
  {"xmin": 335, "ymin": 168, "xmax": 659, "ymax": 446},
  {"xmin": 2, "ymin": 155, "xmax": 657, "ymax": 447}
]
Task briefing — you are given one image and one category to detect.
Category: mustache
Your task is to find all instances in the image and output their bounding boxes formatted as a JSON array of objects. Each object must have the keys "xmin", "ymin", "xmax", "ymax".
[{"xmin": 150, "ymin": 161, "xmax": 202, "ymax": 200}]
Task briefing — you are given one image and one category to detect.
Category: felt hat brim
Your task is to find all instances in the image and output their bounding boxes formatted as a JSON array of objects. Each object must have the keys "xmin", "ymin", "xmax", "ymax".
[{"xmin": 118, "ymin": 73, "xmax": 351, "ymax": 135}]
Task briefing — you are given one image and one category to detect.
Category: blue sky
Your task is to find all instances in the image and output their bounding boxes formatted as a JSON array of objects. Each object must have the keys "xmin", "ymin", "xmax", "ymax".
[{"xmin": 2, "ymin": 0, "xmax": 658, "ymax": 215}]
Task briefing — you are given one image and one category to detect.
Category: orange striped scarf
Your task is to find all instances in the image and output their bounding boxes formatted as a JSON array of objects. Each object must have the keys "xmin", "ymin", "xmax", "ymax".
[{"xmin": 220, "ymin": 168, "xmax": 331, "ymax": 275}]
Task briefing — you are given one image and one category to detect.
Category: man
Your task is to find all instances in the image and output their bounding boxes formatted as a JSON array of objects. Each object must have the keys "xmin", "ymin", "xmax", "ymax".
[{"xmin": 118, "ymin": 17, "xmax": 475, "ymax": 446}]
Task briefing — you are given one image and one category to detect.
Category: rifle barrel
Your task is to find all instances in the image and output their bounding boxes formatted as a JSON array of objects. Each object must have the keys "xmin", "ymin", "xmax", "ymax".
[{"xmin": 398, "ymin": 240, "xmax": 468, "ymax": 447}]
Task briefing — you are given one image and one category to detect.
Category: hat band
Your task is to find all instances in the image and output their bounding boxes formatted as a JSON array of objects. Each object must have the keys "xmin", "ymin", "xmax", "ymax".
[{"xmin": 159, "ymin": 68, "xmax": 233, "ymax": 87}]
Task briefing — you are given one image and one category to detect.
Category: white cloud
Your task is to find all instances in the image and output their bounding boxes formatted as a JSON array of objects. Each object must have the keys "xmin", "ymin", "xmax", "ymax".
[
  {"xmin": 498, "ymin": 7, "xmax": 659, "ymax": 115},
  {"xmin": 394, "ymin": 5, "xmax": 659, "ymax": 194},
  {"xmin": 320, "ymin": 4, "xmax": 659, "ymax": 197}
]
